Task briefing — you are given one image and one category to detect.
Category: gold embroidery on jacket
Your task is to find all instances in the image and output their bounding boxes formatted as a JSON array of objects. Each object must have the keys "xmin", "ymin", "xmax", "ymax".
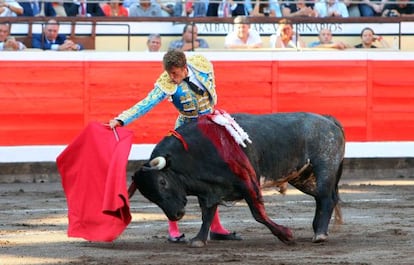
[
  {"xmin": 188, "ymin": 55, "xmax": 212, "ymax": 73},
  {"xmin": 156, "ymin": 71, "xmax": 176, "ymax": 95},
  {"xmin": 178, "ymin": 90, "xmax": 212, "ymax": 118}
]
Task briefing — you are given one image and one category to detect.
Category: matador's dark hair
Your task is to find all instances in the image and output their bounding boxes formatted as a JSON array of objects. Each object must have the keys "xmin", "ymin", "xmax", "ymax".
[{"xmin": 163, "ymin": 49, "xmax": 187, "ymax": 71}]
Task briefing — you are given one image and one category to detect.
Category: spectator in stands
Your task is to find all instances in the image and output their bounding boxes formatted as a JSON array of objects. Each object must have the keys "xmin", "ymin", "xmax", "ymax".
[
  {"xmin": 354, "ymin": 27, "xmax": 390, "ymax": 49},
  {"xmin": 248, "ymin": 0, "xmax": 282, "ymax": 17},
  {"xmin": 173, "ymin": 0, "xmax": 183, "ymax": 15},
  {"xmin": 308, "ymin": 28, "xmax": 350, "ymax": 49},
  {"xmin": 0, "ymin": 22, "xmax": 25, "ymax": 50},
  {"xmin": 32, "ymin": 19, "xmax": 84, "ymax": 51},
  {"xmin": 53, "ymin": 1, "xmax": 67, "ymax": 16},
  {"xmin": 184, "ymin": 0, "xmax": 207, "ymax": 16},
  {"xmin": 171, "ymin": 0, "xmax": 182, "ymax": 15},
  {"xmin": 19, "ymin": 0, "xmax": 56, "ymax": 16},
  {"xmin": 382, "ymin": 0, "xmax": 414, "ymax": 17},
  {"xmin": 314, "ymin": 0, "xmax": 349, "ymax": 17},
  {"xmin": 169, "ymin": 23, "xmax": 209, "ymax": 51},
  {"xmin": 157, "ymin": 0, "xmax": 176, "ymax": 16},
  {"xmin": 343, "ymin": 0, "xmax": 360, "ymax": 17},
  {"xmin": 102, "ymin": 0, "xmax": 128, "ymax": 16},
  {"xmin": 207, "ymin": 0, "xmax": 248, "ymax": 17},
  {"xmin": 359, "ymin": 0, "xmax": 387, "ymax": 17},
  {"xmin": 281, "ymin": 0, "xmax": 316, "ymax": 17},
  {"xmin": 121, "ymin": 0, "xmax": 134, "ymax": 8},
  {"xmin": 0, "ymin": 0, "xmax": 24, "ymax": 16},
  {"xmin": 224, "ymin": 15, "xmax": 262, "ymax": 49},
  {"xmin": 146, "ymin": 33, "xmax": 161, "ymax": 52},
  {"xmin": 129, "ymin": 0, "xmax": 163, "ymax": 16},
  {"xmin": 64, "ymin": 0, "xmax": 105, "ymax": 16},
  {"xmin": 270, "ymin": 18, "xmax": 305, "ymax": 48}
]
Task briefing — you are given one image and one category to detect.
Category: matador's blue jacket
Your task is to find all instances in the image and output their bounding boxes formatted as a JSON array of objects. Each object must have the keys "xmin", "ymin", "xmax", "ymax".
[{"xmin": 115, "ymin": 54, "xmax": 217, "ymax": 129}]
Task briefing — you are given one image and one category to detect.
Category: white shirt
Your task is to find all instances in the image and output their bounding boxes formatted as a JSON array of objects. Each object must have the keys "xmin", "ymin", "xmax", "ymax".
[
  {"xmin": 0, "ymin": 40, "xmax": 26, "ymax": 50},
  {"xmin": 269, "ymin": 34, "xmax": 301, "ymax": 48},
  {"xmin": 224, "ymin": 29, "xmax": 262, "ymax": 48},
  {"xmin": 0, "ymin": 0, "xmax": 23, "ymax": 17},
  {"xmin": 314, "ymin": 0, "xmax": 349, "ymax": 18},
  {"xmin": 187, "ymin": 67, "xmax": 205, "ymax": 91}
]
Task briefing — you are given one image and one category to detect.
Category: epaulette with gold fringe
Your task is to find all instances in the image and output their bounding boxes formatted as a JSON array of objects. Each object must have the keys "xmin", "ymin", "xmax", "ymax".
[
  {"xmin": 187, "ymin": 55, "xmax": 212, "ymax": 74},
  {"xmin": 155, "ymin": 71, "xmax": 176, "ymax": 95}
]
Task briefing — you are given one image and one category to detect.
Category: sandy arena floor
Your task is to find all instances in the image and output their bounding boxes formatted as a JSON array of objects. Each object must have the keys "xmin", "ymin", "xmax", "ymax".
[{"xmin": 1, "ymin": 178, "xmax": 413, "ymax": 265}]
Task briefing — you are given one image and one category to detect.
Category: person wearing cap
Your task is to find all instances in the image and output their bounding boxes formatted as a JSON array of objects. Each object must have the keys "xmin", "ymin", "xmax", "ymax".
[{"xmin": 109, "ymin": 49, "xmax": 242, "ymax": 244}]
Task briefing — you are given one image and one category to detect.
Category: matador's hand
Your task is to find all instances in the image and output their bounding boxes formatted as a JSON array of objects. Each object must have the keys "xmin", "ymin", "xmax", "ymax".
[{"xmin": 109, "ymin": 119, "xmax": 120, "ymax": 129}]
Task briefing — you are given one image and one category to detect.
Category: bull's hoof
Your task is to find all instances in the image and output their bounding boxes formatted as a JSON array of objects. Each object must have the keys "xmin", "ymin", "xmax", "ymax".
[
  {"xmin": 189, "ymin": 239, "xmax": 207, "ymax": 248},
  {"xmin": 312, "ymin": 233, "xmax": 328, "ymax": 243},
  {"xmin": 279, "ymin": 237, "xmax": 296, "ymax": 246},
  {"xmin": 277, "ymin": 227, "xmax": 295, "ymax": 245},
  {"xmin": 167, "ymin": 234, "xmax": 187, "ymax": 243},
  {"xmin": 210, "ymin": 231, "xmax": 242, "ymax": 241}
]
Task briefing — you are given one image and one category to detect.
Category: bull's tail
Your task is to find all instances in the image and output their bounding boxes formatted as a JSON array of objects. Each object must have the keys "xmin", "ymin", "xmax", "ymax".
[
  {"xmin": 333, "ymin": 160, "xmax": 344, "ymax": 225},
  {"xmin": 128, "ymin": 180, "xmax": 137, "ymax": 199},
  {"xmin": 324, "ymin": 114, "xmax": 345, "ymax": 226},
  {"xmin": 334, "ymin": 204, "xmax": 343, "ymax": 225}
]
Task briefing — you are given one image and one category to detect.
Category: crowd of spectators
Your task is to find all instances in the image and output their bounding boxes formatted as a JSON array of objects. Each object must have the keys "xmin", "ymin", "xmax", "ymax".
[
  {"xmin": 0, "ymin": 18, "xmax": 396, "ymax": 51},
  {"xmin": 0, "ymin": 0, "xmax": 408, "ymax": 51},
  {"xmin": 0, "ymin": 0, "xmax": 413, "ymax": 18},
  {"xmin": 153, "ymin": 17, "xmax": 390, "ymax": 51}
]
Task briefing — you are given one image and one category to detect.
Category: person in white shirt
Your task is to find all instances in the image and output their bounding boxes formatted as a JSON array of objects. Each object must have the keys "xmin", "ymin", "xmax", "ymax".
[
  {"xmin": 269, "ymin": 18, "xmax": 305, "ymax": 49},
  {"xmin": 0, "ymin": 22, "xmax": 25, "ymax": 51},
  {"xmin": 314, "ymin": 0, "xmax": 349, "ymax": 17},
  {"xmin": 0, "ymin": 0, "xmax": 24, "ymax": 16},
  {"xmin": 224, "ymin": 15, "xmax": 262, "ymax": 49}
]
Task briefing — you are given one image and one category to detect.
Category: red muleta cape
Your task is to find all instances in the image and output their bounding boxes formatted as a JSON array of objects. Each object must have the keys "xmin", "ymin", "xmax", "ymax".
[{"xmin": 56, "ymin": 121, "xmax": 133, "ymax": 242}]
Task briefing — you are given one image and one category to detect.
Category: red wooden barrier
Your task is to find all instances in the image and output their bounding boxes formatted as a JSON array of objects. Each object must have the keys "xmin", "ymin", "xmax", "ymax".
[{"xmin": 1, "ymin": 51, "xmax": 414, "ymax": 146}]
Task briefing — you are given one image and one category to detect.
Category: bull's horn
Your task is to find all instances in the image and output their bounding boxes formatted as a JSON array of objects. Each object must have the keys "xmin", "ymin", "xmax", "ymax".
[{"xmin": 149, "ymin": 156, "xmax": 167, "ymax": 170}]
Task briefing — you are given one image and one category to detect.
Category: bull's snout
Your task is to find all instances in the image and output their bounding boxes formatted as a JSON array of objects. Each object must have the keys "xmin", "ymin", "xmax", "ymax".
[{"xmin": 167, "ymin": 208, "xmax": 185, "ymax": 221}]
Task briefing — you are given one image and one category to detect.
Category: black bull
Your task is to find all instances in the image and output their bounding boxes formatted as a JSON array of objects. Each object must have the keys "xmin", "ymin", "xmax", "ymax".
[{"xmin": 130, "ymin": 112, "xmax": 345, "ymax": 247}]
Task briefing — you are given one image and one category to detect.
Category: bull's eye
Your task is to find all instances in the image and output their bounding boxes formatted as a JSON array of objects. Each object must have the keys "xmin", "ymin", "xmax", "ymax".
[{"xmin": 159, "ymin": 177, "xmax": 167, "ymax": 187}]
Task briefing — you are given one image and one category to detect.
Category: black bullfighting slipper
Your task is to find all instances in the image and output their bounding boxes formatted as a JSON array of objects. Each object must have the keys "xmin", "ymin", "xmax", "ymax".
[
  {"xmin": 209, "ymin": 231, "xmax": 242, "ymax": 241},
  {"xmin": 167, "ymin": 233, "xmax": 187, "ymax": 243}
]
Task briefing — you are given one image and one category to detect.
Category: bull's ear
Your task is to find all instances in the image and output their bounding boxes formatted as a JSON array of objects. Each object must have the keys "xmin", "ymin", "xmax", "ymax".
[{"xmin": 141, "ymin": 162, "xmax": 153, "ymax": 172}]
